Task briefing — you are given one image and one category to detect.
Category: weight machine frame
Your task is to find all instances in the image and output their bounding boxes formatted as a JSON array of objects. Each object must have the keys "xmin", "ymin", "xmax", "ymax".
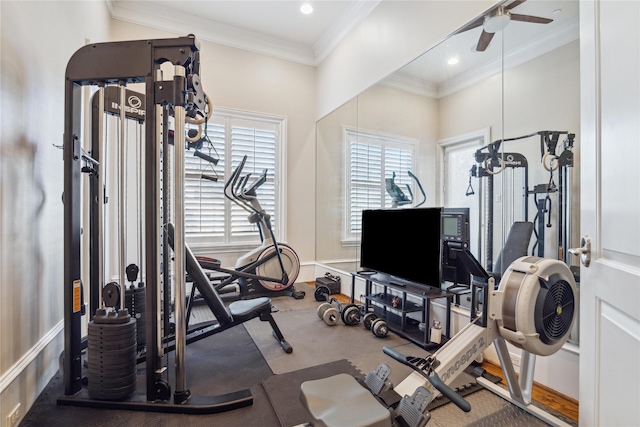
[
  {"xmin": 60, "ymin": 35, "xmax": 251, "ymax": 413},
  {"xmin": 470, "ymin": 131, "xmax": 575, "ymax": 268}
]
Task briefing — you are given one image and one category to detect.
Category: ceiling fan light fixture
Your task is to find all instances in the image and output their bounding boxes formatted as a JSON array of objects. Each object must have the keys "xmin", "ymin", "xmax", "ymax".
[{"xmin": 483, "ymin": 10, "xmax": 511, "ymax": 33}]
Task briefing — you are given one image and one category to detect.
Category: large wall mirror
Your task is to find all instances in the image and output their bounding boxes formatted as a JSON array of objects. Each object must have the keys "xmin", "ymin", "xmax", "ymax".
[{"xmin": 315, "ymin": 0, "xmax": 580, "ymax": 341}]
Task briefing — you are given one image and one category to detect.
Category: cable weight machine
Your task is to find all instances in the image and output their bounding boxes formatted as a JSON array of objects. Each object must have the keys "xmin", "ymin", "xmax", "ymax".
[
  {"xmin": 468, "ymin": 130, "xmax": 575, "ymax": 271},
  {"xmin": 60, "ymin": 35, "xmax": 256, "ymax": 413}
]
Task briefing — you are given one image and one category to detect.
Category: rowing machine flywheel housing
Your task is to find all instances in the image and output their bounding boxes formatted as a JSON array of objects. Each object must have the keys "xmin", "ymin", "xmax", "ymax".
[{"xmin": 494, "ymin": 256, "xmax": 577, "ymax": 356}]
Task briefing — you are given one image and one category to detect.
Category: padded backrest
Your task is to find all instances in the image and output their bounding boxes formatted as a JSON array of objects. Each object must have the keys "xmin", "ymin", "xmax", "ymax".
[
  {"xmin": 494, "ymin": 221, "xmax": 534, "ymax": 275},
  {"xmin": 166, "ymin": 223, "xmax": 233, "ymax": 324}
]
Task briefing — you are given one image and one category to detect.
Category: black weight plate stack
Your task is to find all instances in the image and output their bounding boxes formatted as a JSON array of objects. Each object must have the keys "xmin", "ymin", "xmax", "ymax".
[
  {"xmin": 125, "ymin": 285, "xmax": 146, "ymax": 350},
  {"xmin": 87, "ymin": 309, "xmax": 137, "ymax": 401}
]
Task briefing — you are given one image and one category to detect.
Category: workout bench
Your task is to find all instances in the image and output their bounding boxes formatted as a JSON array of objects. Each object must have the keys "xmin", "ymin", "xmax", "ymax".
[{"xmin": 167, "ymin": 223, "xmax": 292, "ymax": 353}]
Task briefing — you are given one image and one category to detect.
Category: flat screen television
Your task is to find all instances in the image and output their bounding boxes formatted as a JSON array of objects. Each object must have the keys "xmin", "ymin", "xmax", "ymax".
[{"xmin": 360, "ymin": 207, "xmax": 443, "ymax": 288}]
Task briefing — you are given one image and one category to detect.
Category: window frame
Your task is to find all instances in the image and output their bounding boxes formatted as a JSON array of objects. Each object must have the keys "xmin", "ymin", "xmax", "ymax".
[
  {"xmin": 342, "ymin": 126, "xmax": 418, "ymax": 245},
  {"xmin": 185, "ymin": 107, "xmax": 287, "ymax": 252}
]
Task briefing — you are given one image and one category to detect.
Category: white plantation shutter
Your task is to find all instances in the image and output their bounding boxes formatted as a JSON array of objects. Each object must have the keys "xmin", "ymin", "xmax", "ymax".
[
  {"xmin": 230, "ymin": 123, "xmax": 276, "ymax": 239},
  {"xmin": 350, "ymin": 142, "xmax": 382, "ymax": 234},
  {"xmin": 184, "ymin": 109, "xmax": 283, "ymax": 248},
  {"xmin": 185, "ymin": 121, "xmax": 225, "ymax": 237},
  {"xmin": 346, "ymin": 128, "xmax": 417, "ymax": 239}
]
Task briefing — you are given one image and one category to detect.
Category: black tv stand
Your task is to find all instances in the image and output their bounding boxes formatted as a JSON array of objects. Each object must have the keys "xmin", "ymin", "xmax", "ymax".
[{"xmin": 350, "ymin": 272, "xmax": 454, "ymax": 350}]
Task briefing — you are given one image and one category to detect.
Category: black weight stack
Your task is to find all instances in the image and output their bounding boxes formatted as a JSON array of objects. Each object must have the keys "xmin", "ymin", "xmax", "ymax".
[
  {"xmin": 87, "ymin": 309, "xmax": 137, "ymax": 401},
  {"xmin": 125, "ymin": 285, "xmax": 146, "ymax": 350}
]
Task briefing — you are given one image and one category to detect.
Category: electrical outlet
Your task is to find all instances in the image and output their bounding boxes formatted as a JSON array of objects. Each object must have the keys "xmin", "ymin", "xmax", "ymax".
[
  {"xmin": 509, "ymin": 352, "xmax": 521, "ymax": 367},
  {"xmin": 6, "ymin": 403, "xmax": 20, "ymax": 427}
]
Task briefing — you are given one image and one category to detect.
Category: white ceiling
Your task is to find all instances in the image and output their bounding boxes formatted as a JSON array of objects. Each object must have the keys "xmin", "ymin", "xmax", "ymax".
[
  {"xmin": 107, "ymin": 0, "xmax": 579, "ymax": 94},
  {"xmin": 381, "ymin": 0, "xmax": 580, "ymax": 98},
  {"xmin": 107, "ymin": 0, "xmax": 380, "ymax": 65}
]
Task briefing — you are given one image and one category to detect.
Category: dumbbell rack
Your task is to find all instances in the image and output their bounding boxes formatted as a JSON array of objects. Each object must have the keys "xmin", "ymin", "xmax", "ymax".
[{"xmin": 351, "ymin": 272, "xmax": 454, "ymax": 350}]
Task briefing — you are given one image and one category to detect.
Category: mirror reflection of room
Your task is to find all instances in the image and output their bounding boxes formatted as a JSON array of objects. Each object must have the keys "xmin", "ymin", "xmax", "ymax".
[{"xmin": 316, "ymin": 0, "xmax": 579, "ymax": 287}]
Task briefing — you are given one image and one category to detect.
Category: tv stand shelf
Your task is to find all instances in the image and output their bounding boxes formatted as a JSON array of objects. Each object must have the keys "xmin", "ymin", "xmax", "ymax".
[{"xmin": 351, "ymin": 272, "xmax": 454, "ymax": 350}]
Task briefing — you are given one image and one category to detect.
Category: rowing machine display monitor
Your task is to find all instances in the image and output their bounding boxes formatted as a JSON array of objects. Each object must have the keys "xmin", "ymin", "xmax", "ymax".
[{"xmin": 441, "ymin": 210, "xmax": 471, "ymax": 289}]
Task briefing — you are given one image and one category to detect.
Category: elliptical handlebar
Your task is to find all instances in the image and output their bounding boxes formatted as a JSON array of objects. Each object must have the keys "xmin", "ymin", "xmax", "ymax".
[
  {"xmin": 224, "ymin": 155, "xmax": 270, "ymax": 215},
  {"xmin": 224, "ymin": 155, "xmax": 247, "ymax": 204}
]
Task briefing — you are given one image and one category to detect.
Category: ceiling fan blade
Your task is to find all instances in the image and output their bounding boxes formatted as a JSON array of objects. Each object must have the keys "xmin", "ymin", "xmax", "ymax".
[
  {"xmin": 476, "ymin": 30, "xmax": 495, "ymax": 52},
  {"xmin": 458, "ymin": 17, "xmax": 484, "ymax": 33},
  {"xmin": 505, "ymin": 0, "xmax": 527, "ymax": 11},
  {"xmin": 510, "ymin": 13, "xmax": 553, "ymax": 24}
]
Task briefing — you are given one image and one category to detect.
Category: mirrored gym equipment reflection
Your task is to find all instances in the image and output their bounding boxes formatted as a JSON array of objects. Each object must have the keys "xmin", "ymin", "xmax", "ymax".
[{"xmin": 315, "ymin": 0, "xmax": 580, "ymax": 343}]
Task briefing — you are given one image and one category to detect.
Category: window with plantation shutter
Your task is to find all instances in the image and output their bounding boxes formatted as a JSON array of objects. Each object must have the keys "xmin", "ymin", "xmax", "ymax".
[
  {"xmin": 184, "ymin": 108, "xmax": 285, "ymax": 250},
  {"xmin": 344, "ymin": 128, "xmax": 417, "ymax": 241}
]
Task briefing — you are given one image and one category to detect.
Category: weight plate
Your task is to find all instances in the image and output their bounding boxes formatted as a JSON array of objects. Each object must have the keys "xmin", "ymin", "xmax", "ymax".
[
  {"xmin": 87, "ymin": 374, "xmax": 136, "ymax": 388},
  {"xmin": 87, "ymin": 359, "xmax": 137, "ymax": 371},
  {"xmin": 317, "ymin": 302, "xmax": 331, "ymax": 319},
  {"xmin": 341, "ymin": 305, "xmax": 361, "ymax": 326},
  {"xmin": 88, "ymin": 342, "xmax": 137, "ymax": 354},
  {"xmin": 314, "ymin": 285, "xmax": 330, "ymax": 302},
  {"xmin": 371, "ymin": 319, "xmax": 389, "ymax": 338},
  {"xmin": 87, "ymin": 336, "xmax": 137, "ymax": 347},
  {"xmin": 102, "ymin": 282, "xmax": 121, "ymax": 308},
  {"xmin": 88, "ymin": 382, "xmax": 136, "ymax": 400},
  {"xmin": 363, "ymin": 313, "xmax": 378, "ymax": 330},
  {"xmin": 88, "ymin": 326, "xmax": 137, "ymax": 336},
  {"xmin": 323, "ymin": 307, "xmax": 339, "ymax": 326}
]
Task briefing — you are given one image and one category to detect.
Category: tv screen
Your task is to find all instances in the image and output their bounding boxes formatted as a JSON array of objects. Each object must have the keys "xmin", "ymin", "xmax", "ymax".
[{"xmin": 360, "ymin": 207, "xmax": 442, "ymax": 288}]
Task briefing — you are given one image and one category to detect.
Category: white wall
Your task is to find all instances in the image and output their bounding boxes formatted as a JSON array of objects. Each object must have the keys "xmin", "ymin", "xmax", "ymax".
[
  {"xmin": 0, "ymin": 1, "xmax": 111, "ymax": 422},
  {"xmin": 316, "ymin": 0, "xmax": 497, "ymax": 120}
]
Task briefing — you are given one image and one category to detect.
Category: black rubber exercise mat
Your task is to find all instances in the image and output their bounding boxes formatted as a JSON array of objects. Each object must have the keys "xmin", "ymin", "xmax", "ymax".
[
  {"xmin": 262, "ymin": 358, "xmax": 363, "ymax": 427},
  {"xmin": 21, "ymin": 324, "xmax": 280, "ymax": 427}
]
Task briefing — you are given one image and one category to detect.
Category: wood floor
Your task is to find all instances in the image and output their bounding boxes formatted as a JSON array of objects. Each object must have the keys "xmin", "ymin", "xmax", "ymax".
[
  {"xmin": 482, "ymin": 360, "xmax": 579, "ymax": 424},
  {"xmin": 323, "ymin": 287, "xmax": 579, "ymax": 424}
]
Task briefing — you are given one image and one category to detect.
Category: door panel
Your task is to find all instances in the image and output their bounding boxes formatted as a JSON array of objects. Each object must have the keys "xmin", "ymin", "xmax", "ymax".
[{"xmin": 579, "ymin": 1, "xmax": 640, "ymax": 425}]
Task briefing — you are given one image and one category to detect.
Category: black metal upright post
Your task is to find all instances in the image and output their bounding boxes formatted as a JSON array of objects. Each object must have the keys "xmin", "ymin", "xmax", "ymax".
[{"xmin": 63, "ymin": 78, "xmax": 84, "ymax": 396}]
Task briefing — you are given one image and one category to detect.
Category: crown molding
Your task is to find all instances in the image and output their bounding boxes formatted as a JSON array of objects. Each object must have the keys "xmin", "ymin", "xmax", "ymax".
[
  {"xmin": 314, "ymin": 1, "xmax": 380, "ymax": 64},
  {"xmin": 107, "ymin": 0, "xmax": 376, "ymax": 66}
]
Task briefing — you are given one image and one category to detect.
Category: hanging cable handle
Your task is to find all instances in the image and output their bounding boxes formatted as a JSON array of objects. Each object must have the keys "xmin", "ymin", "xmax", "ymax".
[
  {"xmin": 465, "ymin": 168, "xmax": 475, "ymax": 196},
  {"xmin": 546, "ymin": 195, "xmax": 553, "ymax": 228}
]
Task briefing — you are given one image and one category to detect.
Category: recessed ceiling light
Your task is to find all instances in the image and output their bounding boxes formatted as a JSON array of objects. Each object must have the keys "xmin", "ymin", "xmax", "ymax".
[
  {"xmin": 447, "ymin": 57, "xmax": 459, "ymax": 65},
  {"xmin": 552, "ymin": 8, "xmax": 562, "ymax": 15},
  {"xmin": 300, "ymin": 3, "xmax": 313, "ymax": 14}
]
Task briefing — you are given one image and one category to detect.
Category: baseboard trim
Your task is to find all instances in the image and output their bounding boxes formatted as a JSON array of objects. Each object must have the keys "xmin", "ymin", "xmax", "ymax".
[{"xmin": 0, "ymin": 320, "xmax": 63, "ymax": 394}]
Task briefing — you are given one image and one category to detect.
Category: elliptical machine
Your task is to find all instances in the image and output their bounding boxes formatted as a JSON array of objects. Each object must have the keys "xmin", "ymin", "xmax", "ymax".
[
  {"xmin": 197, "ymin": 155, "xmax": 304, "ymax": 300},
  {"xmin": 385, "ymin": 171, "xmax": 426, "ymax": 208}
]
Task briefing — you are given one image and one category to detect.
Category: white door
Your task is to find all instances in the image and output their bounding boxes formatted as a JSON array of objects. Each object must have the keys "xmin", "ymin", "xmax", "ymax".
[
  {"xmin": 579, "ymin": 1, "xmax": 640, "ymax": 425},
  {"xmin": 440, "ymin": 129, "xmax": 488, "ymax": 259}
]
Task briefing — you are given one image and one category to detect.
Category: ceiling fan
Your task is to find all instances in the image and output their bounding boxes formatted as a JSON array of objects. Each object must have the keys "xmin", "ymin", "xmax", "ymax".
[{"xmin": 459, "ymin": 0, "xmax": 553, "ymax": 52}]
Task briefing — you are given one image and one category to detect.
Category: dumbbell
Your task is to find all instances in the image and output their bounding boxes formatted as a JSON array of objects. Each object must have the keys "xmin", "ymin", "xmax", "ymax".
[
  {"xmin": 315, "ymin": 285, "xmax": 361, "ymax": 326},
  {"xmin": 362, "ymin": 312, "xmax": 389, "ymax": 338}
]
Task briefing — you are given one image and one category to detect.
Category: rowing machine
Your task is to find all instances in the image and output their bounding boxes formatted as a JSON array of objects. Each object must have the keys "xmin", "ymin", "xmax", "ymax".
[{"xmin": 301, "ymin": 254, "xmax": 577, "ymax": 426}]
